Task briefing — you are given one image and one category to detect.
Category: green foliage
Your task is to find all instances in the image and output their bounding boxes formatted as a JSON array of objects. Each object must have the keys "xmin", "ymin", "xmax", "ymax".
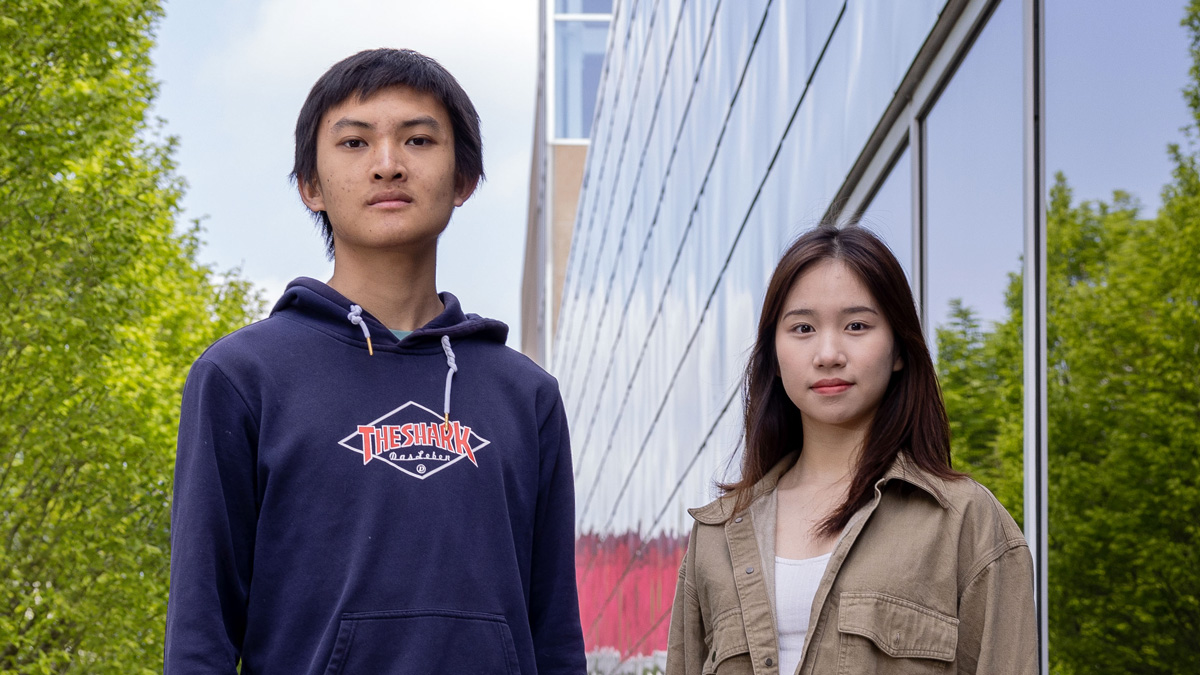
[
  {"xmin": 936, "ymin": 83, "xmax": 1200, "ymax": 675},
  {"xmin": 0, "ymin": 0, "xmax": 260, "ymax": 670},
  {"xmin": 937, "ymin": 292, "xmax": 1025, "ymax": 525},
  {"xmin": 1043, "ymin": 172, "xmax": 1199, "ymax": 672}
]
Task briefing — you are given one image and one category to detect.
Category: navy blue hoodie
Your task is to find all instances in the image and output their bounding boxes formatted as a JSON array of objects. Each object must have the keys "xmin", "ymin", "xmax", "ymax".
[{"xmin": 165, "ymin": 278, "xmax": 585, "ymax": 674}]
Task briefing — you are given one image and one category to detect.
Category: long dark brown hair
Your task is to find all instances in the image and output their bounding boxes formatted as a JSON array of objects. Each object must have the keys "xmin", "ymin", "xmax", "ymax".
[{"xmin": 720, "ymin": 224, "xmax": 961, "ymax": 534}]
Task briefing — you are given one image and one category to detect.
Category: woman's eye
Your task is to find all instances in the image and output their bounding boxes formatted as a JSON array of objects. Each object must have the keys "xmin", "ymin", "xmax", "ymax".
[
  {"xmin": 796, "ymin": 324, "xmax": 814, "ymax": 334},
  {"xmin": 342, "ymin": 139, "xmax": 365, "ymax": 149},
  {"xmin": 408, "ymin": 137, "xmax": 429, "ymax": 146},
  {"xmin": 847, "ymin": 322, "xmax": 866, "ymax": 331}
]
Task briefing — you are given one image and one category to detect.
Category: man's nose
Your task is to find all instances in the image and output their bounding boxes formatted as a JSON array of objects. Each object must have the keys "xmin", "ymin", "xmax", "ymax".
[{"xmin": 372, "ymin": 141, "xmax": 405, "ymax": 180}]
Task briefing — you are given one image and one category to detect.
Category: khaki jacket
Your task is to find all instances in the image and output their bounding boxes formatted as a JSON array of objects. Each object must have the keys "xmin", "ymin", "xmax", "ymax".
[{"xmin": 666, "ymin": 453, "xmax": 1037, "ymax": 675}]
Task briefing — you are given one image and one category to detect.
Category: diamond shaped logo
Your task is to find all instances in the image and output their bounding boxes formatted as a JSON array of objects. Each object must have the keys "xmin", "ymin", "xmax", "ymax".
[{"xmin": 337, "ymin": 401, "xmax": 491, "ymax": 481}]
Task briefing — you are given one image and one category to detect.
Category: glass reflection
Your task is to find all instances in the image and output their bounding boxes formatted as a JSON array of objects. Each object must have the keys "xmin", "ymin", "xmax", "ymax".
[
  {"xmin": 923, "ymin": 0, "xmax": 1024, "ymax": 519},
  {"xmin": 1045, "ymin": 2, "xmax": 1197, "ymax": 672},
  {"xmin": 860, "ymin": 145, "xmax": 913, "ymax": 280},
  {"xmin": 556, "ymin": 20, "xmax": 609, "ymax": 139},
  {"xmin": 556, "ymin": 0, "xmax": 612, "ymax": 13}
]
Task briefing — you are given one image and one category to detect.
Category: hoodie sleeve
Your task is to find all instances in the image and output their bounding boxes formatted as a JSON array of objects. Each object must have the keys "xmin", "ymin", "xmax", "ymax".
[
  {"xmin": 164, "ymin": 358, "xmax": 259, "ymax": 673},
  {"xmin": 528, "ymin": 390, "xmax": 587, "ymax": 674}
]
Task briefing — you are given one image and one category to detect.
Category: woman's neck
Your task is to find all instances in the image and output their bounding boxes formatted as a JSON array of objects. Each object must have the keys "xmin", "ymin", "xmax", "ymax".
[{"xmin": 786, "ymin": 420, "xmax": 867, "ymax": 486}]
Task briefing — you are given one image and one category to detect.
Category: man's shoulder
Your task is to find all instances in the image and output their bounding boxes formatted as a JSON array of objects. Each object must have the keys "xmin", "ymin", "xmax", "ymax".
[
  {"xmin": 191, "ymin": 314, "xmax": 302, "ymax": 376},
  {"xmin": 458, "ymin": 339, "xmax": 562, "ymax": 398}
]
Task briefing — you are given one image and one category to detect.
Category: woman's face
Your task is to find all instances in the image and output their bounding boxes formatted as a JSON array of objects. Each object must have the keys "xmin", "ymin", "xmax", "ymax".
[{"xmin": 774, "ymin": 259, "xmax": 902, "ymax": 434}]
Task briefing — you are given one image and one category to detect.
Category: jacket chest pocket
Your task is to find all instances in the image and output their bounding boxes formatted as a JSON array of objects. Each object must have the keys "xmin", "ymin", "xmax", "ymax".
[
  {"xmin": 835, "ymin": 592, "xmax": 958, "ymax": 674},
  {"xmin": 703, "ymin": 608, "xmax": 754, "ymax": 674}
]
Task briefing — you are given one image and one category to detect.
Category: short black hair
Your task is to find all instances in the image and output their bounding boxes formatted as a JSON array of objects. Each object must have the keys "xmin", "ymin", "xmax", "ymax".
[{"xmin": 291, "ymin": 48, "xmax": 485, "ymax": 256}]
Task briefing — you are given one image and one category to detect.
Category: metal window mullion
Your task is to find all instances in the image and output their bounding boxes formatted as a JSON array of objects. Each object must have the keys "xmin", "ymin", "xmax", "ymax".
[
  {"xmin": 543, "ymin": 0, "xmax": 557, "ymax": 367},
  {"xmin": 911, "ymin": 115, "xmax": 927, "ymax": 326},
  {"xmin": 1022, "ymin": 0, "xmax": 1049, "ymax": 672}
]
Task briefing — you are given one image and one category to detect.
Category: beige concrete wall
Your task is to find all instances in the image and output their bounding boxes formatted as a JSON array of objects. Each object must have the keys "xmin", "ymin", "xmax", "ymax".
[{"xmin": 550, "ymin": 143, "xmax": 588, "ymax": 340}]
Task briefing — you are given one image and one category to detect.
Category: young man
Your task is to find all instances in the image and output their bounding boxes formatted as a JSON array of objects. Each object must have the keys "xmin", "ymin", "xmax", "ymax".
[{"xmin": 165, "ymin": 49, "xmax": 586, "ymax": 674}]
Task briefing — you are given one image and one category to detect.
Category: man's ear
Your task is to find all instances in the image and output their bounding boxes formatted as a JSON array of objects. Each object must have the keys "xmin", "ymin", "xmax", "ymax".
[
  {"xmin": 298, "ymin": 176, "xmax": 326, "ymax": 213},
  {"xmin": 453, "ymin": 175, "xmax": 480, "ymax": 208}
]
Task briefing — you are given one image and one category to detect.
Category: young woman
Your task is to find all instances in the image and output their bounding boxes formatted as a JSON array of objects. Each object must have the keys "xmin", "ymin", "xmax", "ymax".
[{"xmin": 666, "ymin": 225, "xmax": 1036, "ymax": 674}]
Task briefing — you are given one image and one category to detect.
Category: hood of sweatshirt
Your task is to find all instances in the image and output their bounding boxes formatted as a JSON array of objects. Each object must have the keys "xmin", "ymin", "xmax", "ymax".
[{"xmin": 269, "ymin": 277, "xmax": 509, "ymax": 352}]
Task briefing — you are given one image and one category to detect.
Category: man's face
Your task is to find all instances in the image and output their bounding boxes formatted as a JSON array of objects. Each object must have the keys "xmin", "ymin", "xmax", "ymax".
[{"xmin": 299, "ymin": 85, "xmax": 475, "ymax": 256}]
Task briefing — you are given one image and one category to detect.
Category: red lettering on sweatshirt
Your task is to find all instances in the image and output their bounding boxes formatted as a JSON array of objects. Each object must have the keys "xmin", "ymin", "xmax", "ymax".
[{"xmin": 357, "ymin": 426, "xmax": 378, "ymax": 464}]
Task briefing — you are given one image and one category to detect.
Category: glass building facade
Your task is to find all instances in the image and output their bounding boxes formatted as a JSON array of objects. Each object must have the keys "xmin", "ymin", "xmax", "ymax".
[{"xmin": 527, "ymin": 0, "xmax": 1199, "ymax": 672}]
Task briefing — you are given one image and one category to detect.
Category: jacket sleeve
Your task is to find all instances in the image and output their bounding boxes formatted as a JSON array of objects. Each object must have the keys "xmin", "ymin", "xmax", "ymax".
[
  {"xmin": 666, "ymin": 523, "xmax": 706, "ymax": 675},
  {"xmin": 164, "ymin": 358, "xmax": 259, "ymax": 673},
  {"xmin": 955, "ymin": 542, "xmax": 1039, "ymax": 674},
  {"xmin": 528, "ymin": 391, "xmax": 587, "ymax": 674}
]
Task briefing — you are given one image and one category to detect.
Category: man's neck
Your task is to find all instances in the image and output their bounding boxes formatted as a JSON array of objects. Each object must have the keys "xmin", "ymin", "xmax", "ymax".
[{"xmin": 326, "ymin": 243, "xmax": 444, "ymax": 332}]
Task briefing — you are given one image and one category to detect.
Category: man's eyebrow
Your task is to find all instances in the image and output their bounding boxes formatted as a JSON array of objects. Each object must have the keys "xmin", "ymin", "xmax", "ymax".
[
  {"xmin": 396, "ymin": 115, "xmax": 441, "ymax": 131},
  {"xmin": 329, "ymin": 115, "xmax": 442, "ymax": 134},
  {"xmin": 330, "ymin": 118, "xmax": 373, "ymax": 133}
]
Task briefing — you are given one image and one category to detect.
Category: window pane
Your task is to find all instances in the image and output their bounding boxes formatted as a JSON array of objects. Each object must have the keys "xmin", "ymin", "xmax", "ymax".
[
  {"xmin": 555, "ymin": 20, "xmax": 609, "ymax": 139},
  {"xmin": 860, "ymin": 145, "xmax": 913, "ymax": 281},
  {"xmin": 1046, "ymin": 2, "xmax": 1197, "ymax": 672},
  {"xmin": 556, "ymin": 0, "xmax": 613, "ymax": 14},
  {"xmin": 923, "ymin": 0, "xmax": 1024, "ymax": 518}
]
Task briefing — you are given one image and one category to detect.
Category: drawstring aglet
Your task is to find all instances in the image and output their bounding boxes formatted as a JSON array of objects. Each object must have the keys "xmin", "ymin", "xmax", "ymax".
[
  {"xmin": 348, "ymin": 304, "xmax": 375, "ymax": 357},
  {"xmin": 443, "ymin": 412, "xmax": 450, "ymax": 432}
]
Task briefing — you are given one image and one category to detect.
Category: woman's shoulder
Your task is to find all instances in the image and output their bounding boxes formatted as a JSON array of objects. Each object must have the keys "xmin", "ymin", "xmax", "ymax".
[
  {"xmin": 687, "ymin": 493, "xmax": 734, "ymax": 525},
  {"xmin": 930, "ymin": 473, "xmax": 1028, "ymax": 550},
  {"xmin": 881, "ymin": 456, "xmax": 1027, "ymax": 553}
]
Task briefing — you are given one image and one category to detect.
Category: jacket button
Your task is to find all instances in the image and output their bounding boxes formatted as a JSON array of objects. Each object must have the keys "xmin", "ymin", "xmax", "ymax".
[
  {"xmin": 766, "ymin": 657, "xmax": 774, "ymax": 666},
  {"xmin": 746, "ymin": 566, "xmax": 754, "ymax": 574},
  {"xmin": 734, "ymin": 517, "xmax": 743, "ymax": 523}
]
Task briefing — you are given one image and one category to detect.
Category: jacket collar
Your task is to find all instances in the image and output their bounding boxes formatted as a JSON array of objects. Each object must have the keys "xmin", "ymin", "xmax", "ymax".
[
  {"xmin": 880, "ymin": 452, "xmax": 952, "ymax": 509},
  {"xmin": 688, "ymin": 450, "xmax": 950, "ymax": 525}
]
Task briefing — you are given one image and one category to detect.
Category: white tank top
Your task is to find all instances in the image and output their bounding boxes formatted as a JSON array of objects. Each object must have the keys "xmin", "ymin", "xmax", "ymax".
[{"xmin": 774, "ymin": 552, "xmax": 832, "ymax": 675}]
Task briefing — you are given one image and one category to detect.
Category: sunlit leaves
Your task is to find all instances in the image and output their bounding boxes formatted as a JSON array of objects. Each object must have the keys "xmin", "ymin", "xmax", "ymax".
[{"xmin": 0, "ymin": 0, "xmax": 260, "ymax": 670}]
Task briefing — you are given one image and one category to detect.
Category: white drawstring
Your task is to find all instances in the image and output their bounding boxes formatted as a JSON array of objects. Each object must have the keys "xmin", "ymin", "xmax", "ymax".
[
  {"xmin": 441, "ymin": 335, "xmax": 457, "ymax": 427},
  {"xmin": 347, "ymin": 305, "xmax": 374, "ymax": 356}
]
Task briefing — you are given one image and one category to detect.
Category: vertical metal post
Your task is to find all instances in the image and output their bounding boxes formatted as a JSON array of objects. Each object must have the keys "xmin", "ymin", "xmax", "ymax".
[
  {"xmin": 1022, "ymin": 0, "xmax": 1049, "ymax": 671},
  {"xmin": 910, "ymin": 116, "xmax": 927, "ymax": 326},
  {"xmin": 543, "ymin": 0, "xmax": 558, "ymax": 368}
]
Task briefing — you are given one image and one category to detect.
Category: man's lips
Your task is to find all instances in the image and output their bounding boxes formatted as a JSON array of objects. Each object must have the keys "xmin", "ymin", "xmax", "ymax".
[
  {"xmin": 811, "ymin": 378, "xmax": 852, "ymax": 395},
  {"xmin": 368, "ymin": 192, "xmax": 413, "ymax": 207}
]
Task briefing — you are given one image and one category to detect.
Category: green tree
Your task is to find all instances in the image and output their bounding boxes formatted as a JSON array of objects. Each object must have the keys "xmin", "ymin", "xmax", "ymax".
[{"xmin": 0, "ymin": 1, "xmax": 260, "ymax": 670}]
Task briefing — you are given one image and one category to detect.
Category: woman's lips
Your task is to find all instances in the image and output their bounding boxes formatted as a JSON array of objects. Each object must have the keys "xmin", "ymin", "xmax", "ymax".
[{"xmin": 812, "ymin": 379, "xmax": 852, "ymax": 395}]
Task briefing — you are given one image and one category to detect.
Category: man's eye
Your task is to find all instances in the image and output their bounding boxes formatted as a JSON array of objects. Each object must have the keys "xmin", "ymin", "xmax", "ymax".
[
  {"xmin": 408, "ymin": 137, "xmax": 429, "ymax": 146},
  {"xmin": 342, "ymin": 139, "xmax": 365, "ymax": 149}
]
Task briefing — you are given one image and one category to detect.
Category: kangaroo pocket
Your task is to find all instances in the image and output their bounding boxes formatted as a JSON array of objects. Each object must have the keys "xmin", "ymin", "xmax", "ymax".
[{"xmin": 322, "ymin": 609, "xmax": 521, "ymax": 675}]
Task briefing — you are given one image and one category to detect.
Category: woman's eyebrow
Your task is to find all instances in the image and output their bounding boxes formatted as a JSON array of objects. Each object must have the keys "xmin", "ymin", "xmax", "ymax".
[{"xmin": 781, "ymin": 305, "xmax": 878, "ymax": 320}]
